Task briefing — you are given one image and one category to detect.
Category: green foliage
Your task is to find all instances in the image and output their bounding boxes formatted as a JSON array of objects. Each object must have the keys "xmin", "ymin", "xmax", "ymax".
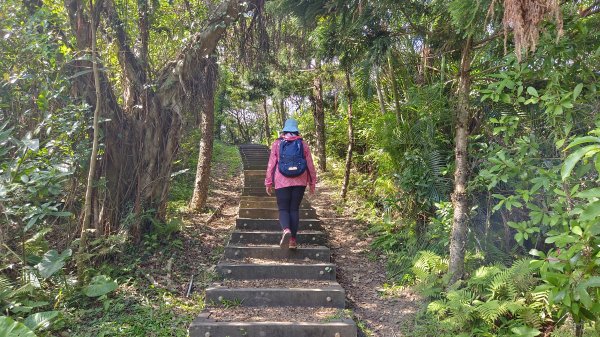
[
  {"xmin": 0, "ymin": 316, "xmax": 36, "ymax": 337},
  {"xmin": 83, "ymin": 275, "xmax": 118, "ymax": 298},
  {"xmin": 23, "ymin": 311, "xmax": 59, "ymax": 332},
  {"xmin": 34, "ymin": 249, "xmax": 71, "ymax": 279},
  {"xmin": 418, "ymin": 254, "xmax": 548, "ymax": 335}
]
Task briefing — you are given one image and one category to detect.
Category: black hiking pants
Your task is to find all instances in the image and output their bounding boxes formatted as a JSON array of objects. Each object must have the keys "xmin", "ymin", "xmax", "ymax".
[{"xmin": 275, "ymin": 185, "xmax": 306, "ymax": 238}]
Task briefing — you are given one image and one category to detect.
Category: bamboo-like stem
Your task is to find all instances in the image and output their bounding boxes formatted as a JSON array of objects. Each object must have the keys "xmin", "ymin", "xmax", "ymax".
[{"xmin": 77, "ymin": 0, "xmax": 101, "ymax": 281}]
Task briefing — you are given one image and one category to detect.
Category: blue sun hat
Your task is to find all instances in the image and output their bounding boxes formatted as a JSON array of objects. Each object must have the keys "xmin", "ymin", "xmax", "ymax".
[{"xmin": 282, "ymin": 119, "xmax": 300, "ymax": 133}]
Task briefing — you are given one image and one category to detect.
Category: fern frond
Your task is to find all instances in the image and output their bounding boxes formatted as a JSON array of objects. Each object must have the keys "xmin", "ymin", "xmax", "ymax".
[
  {"xmin": 467, "ymin": 264, "xmax": 503, "ymax": 297},
  {"xmin": 507, "ymin": 259, "xmax": 537, "ymax": 294},
  {"xmin": 477, "ymin": 300, "xmax": 506, "ymax": 323},
  {"xmin": 428, "ymin": 299, "xmax": 449, "ymax": 318},
  {"xmin": 446, "ymin": 289, "xmax": 475, "ymax": 304},
  {"xmin": 0, "ymin": 275, "xmax": 13, "ymax": 301},
  {"xmin": 518, "ymin": 307, "xmax": 543, "ymax": 329},
  {"xmin": 411, "ymin": 251, "xmax": 448, "ymax": 282},
  {"xmin": 488, "ymin": 268, "xmax": 518, "ymax": 300}
]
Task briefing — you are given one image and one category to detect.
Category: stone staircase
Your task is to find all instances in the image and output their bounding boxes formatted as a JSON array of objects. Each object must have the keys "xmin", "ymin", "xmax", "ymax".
[{"xmin": 189, "ymin": 144, "xmax": 357, "ymax": 337}]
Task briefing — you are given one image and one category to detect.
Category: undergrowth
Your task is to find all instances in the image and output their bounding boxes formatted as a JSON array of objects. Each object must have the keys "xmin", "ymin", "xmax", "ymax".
[{"xmin": 319, "ymin": 155, "xmax": 598, "ymax": 336}]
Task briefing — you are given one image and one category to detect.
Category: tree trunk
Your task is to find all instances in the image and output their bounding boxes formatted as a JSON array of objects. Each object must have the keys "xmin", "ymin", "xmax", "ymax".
[
  {"xmin": 341, "ymin": 70, "xmax": 354, "ymax": 200},
  {"xmin": 312, "ymin": 73, "xmax": 327, "ymax": 171},
  {"xmin": 279, "ymin": 99, "xmax": 286, "ymax": 129},
  {"xmin": 448, "ymin": 36, "xmax": 472, "ymax": 285},
  {"xmin": 190, "ymin": 57, "xmax": 218, "ymax": 211},
  {"xmin": 387, "ymin": 55, "xmax": 402, "ymax": 123},
  {"xmin": 263, "ymin": 97, "xmax": 271, "ymax": 143},
  {"xmin": 375, "ymin": 69, "xmax": 386, "ymax": 116},
  {"xmin": 78, "ymin": 0, "xmax": 101, "ymax": 279},
  {"xmin": 65, "ymin": 0, "xmax": 248, "ymax": 241}
]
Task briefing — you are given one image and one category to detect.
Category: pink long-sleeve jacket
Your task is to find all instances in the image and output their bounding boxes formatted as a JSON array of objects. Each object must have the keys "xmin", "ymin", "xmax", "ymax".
[{"xmin": 264, "ymin": 135, "xmax": 317, "ymax": 190}]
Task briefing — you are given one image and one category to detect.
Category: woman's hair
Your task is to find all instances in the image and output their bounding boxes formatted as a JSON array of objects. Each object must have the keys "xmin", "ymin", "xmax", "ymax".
[{"xmin": 281, "ymin": 131, "xmax": 300, "ymax": 136}]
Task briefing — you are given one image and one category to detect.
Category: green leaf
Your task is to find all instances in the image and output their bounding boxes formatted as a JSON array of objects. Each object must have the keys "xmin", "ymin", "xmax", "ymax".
[
  {"xmin": 21, "ymin": 138, "xmax": 39, "ymax": 152},
  {"xmin": 527, "ymin": 87, "xmax": 539, "ymax": 97},
  {"xmin": 24, "ymin": 311, "xmax": 58, "ymax": 331},
  {"xmin": 579, "ymin": 200, "xmax": 600, "ymax": 222},
  {"xmin": 564, "ymin": 136, "xmax": 600, "ymax": 151},
  {"xmin": 575, "ymin": 188, "xmax": 600, "ymax": 199},
  {"xmin": 571, "ymin": 226, "xmax": 583, "ymax": 236},
  {"xmin": 554, "ymin": 105, "xmax": 563, "ymax": 115},
  {"xmin": 511, "ymin": 326, "xmax": 541, "ymax": 337},
  {"xmin": 576, "ymin": 287, "xmax": 593, "ymax": 309},
  {"xmin": 562, "ymin": 145, "xmax": 600, "ymax": 180},
  {"xmin": 582, "ymin": 276, "xmax": 600, "ymax": 288},
  {"xmin": 529, "ymin": 249, "xmax": 545, "ymax": 257},
  {"xmin": 573, "ymin": 83, "xmax": 583, "ymax": 101},
  {"xmin": 83, "ymin": 275, "xmax": 118, "ymax": 297},
  {"xmin": 0, "ymin": 316, "xmax": 36, "ymax": 337},
  {"xmin": 34, "ymin": 249, "xmax": 71, "ymax": 279}
]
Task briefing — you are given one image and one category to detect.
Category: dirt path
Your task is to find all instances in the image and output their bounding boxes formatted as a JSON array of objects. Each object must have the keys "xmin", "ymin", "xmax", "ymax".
[{"xmin": 309, "ymin": 183, "xmax": 422, "ymax": 337}]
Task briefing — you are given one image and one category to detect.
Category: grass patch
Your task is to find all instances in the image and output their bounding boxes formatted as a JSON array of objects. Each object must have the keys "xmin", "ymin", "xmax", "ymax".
[
  {"xmin": 68, "ymin": 286, "xmax": 204, "ymax": 337},
  {"xmin": 168, "ymin": 138, "xmax": 242, "ymax": 216}
]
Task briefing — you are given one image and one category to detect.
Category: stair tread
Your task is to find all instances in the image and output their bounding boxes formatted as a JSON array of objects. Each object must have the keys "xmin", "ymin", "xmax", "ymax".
[
  {"xmin": 221, "ymin": 256, "xmax": 330, "ymax": 264},
  {"xmin": 212, "ymin": 279, "xmax": 338, "ymax": 289},
  {"xmin": 201, "ymin": 306, "xmax": 350, "ymax": 323},
  {"xmin": 220, "ymin": 259, "xmax": 333, "ymax": 265}
]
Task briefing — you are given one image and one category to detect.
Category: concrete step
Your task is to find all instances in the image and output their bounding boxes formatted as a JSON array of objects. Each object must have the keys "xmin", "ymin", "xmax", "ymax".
[
  {"xmin": 240, "ymin": 149, "xmax": 269, "ymax": 152},
  {"xmin": 216, "ymin": 262, "xmax": 336, "ymax": 280},
  {"xmin": 238, "ymin": 208, "xmax": 317, "ymax": 219},
  {"xmin": 241, "ymin": 153, "xmax": 269, "ymax": 156},
  {"xmin": 229, "ymin": 230, "xmax": 327, "ymax": 245},
  {"xmin": 190, "ymin": 307, "xmax": 356, "ymax": 337},
  {"xmin": 242, "ymin": 159, "xmax": 269, "ymax": 163},
  {"xmin": 243, "ymin": 170, "xmax": 267, "ymax": 176},
  {"xmin": 243, "ymin": 165, "xmax": 268, "ymax": 171},
  {"xmin": 239, "ymin": 199, "xmax": 311, "ymax": 209},
  {"xmin": 224, "ymin": 245, "xmax": 330, "ymax": 261},
  {"xmin": 239, "ymin": 144, "xmax": 268, "ymax": 148},
  {"xmin": 236, "ymin": 218, "xmax": 323, "ymax": 231},
  {"xmin": 242, "ymin": 187, "xmax": 269, "ymax": 196},
  {"xmin": 190, "ymin": 320, "xmax": 357, "ymax": 337},
  {"xmin": 205, "ymin": 284, "xmax": 345, "ymax": 307}
]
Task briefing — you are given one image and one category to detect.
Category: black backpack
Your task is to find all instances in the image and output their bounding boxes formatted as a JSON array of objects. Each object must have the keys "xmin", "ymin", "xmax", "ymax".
[{"xmin": 278, "ymin": 138, "xmax": 307, "ymax": 177}]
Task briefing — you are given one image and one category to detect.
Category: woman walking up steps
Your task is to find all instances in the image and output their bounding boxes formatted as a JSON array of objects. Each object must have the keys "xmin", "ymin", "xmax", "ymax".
[{"xmin": 265, "ymin": 119, "xmax": 317, "ymax": 249}]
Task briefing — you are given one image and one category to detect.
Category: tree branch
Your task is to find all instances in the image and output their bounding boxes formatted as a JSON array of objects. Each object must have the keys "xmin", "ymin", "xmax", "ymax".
[
  {"xmin": 580, "ymin": 0, "xmax": 600, "ymax": 17},
  {"xmin": 157, "ymin": 0, "xmax": 252, "ymax": 98},
  {"xmin": 103, "ymin": 0, "xmax": 145, "ymax": 89}
]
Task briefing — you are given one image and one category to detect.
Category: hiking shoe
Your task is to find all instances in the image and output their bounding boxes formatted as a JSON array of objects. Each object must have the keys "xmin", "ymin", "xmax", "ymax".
[
  {"xmin": 289, "ymin": 237, "xmax": 297, "ymax": 250},
  {"xmin": 280, "ymin": 228, "xmax": 291, "ymax": 248}
]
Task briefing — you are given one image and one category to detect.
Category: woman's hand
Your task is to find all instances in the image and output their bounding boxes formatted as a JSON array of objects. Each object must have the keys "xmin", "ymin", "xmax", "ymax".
[
  {"xmin": 266, "ymin": 185, "xmax": 273, "ymax": 196},
  {"xmin": 309, "ymin": 185, "xmax": 316, "ymax": 194}
]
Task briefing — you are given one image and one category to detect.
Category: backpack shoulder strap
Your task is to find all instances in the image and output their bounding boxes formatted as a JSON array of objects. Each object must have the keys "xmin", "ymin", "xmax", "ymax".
[
  {"xmin": 298, "ymin": 139, "xmax": 305, "ymax": 159},
  {"xmin": 278, "ymin": 137, "xmax": 285, "ymax": 155}
]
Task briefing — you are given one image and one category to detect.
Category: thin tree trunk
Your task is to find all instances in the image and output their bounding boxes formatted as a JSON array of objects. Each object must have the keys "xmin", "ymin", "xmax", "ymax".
[
  {"xmin": 387, "ymin": 55, "xmax": 402, "ymax": 123},
  {"xmin": 312, "ymin": 72, "xmax": 326, "ymax": 171},
  {"xmin": 279, "ymin": 99, "xmax": 286, "ymax": 129},
  {"xmin": 375, "ymin": 69, "xmax": 386, "ymax": 116},
  {"xmin": 448, "ymin": 36, "xmax": 472, "ymax": 285},
  {"xmin": 190, "ymin": 57, "xmax": 218, "ymax": 211},
  {"xmin": 341, "ymin": 70, "xmax": 354, "ymax": 200},
  {"xmin": 263, "ymin": 97, "xmax": 271, "ymax": 143},
  {"xmin": 78, "ymin": 0, "xmax": 101, "ymax": 279}
]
